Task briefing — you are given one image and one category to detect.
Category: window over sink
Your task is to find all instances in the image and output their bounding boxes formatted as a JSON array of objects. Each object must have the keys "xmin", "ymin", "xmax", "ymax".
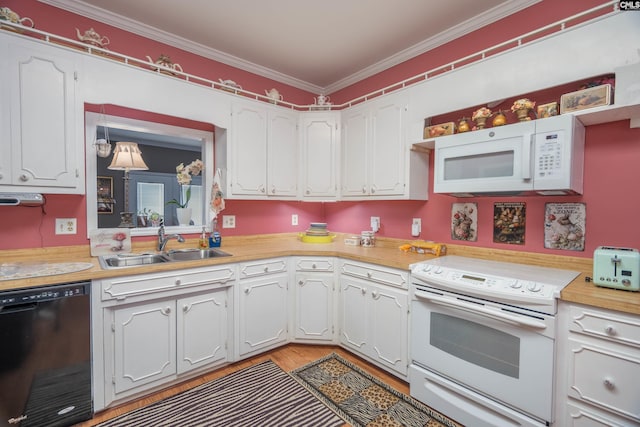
[{"xmin": 85, "ymin": 109, "xmax": 214, "ymax": 237}]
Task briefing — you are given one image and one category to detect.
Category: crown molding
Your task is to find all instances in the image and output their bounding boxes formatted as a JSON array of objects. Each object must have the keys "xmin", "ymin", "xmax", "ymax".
[{"xmin": 40, "ymin": 0, "xmax": 539, "ymax": 94}]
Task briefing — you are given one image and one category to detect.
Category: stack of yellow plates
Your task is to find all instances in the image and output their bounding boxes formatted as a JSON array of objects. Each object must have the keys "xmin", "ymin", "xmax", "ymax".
[
  {"xmin": 299, "ymin": 223, "xmax": 335, "ymax": 243},
  {"xmin": 299, "ymin": 233, "xmax": 335, "ymax": 243}
]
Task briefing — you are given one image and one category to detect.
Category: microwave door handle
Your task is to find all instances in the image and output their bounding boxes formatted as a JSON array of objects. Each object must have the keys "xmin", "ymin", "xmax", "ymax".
[
  {"xmin": 415, "ymin": 290, "xmax": 547, "ymax": 329},
  {"xmin": 521, "ymin": 133, "xmax": 533, "ymax": 180}
]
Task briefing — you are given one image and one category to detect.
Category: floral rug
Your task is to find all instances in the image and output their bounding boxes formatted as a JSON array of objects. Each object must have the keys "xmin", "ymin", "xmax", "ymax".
[{"xmin": 291, "ymin": 353, "xmax": 463, "ymax": 427}]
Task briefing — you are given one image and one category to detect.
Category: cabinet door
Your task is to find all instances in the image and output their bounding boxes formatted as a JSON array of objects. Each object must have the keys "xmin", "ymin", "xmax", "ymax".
[
  {"xmin": 111, "ymin": 300, "xmax": 176, "ymax": 395},
  {"xmin": 341, "ymin": 107, "xmax": 369, "ymax": 197},
  {"xmin": 300, "ymin": 112, "xmax": 339, "ymax": 199},
  {"xmin": 0, "ymin": 39, "xmax": 9, "ymax": 183},
  {"xmin": 267, "ymin": 109, "xmax": 298, "ymax": 197},
  {"xmin": 368, "ymin": 282, "xmax": 408, "ymax": 375},
  {"xmin": 177, "ymin": 289, "xmax": 229, "ymax": 374},
  {"xmin": 370, "ymin": 95, "xmax": 406, "ymax": 196},
  {"xmin": 294, "ymin": 272, "xmax": 334, "ymax": 342},
  {"xmin": 231, "ymin": 101, "xmax": 267, "ymax": 196},
  {"xmin": 238, "ymin": 274, "xmax": 288, "ymax": 356},
  {"xmin": 6, "ymin": 39, "xmax": 82, "ymax": 192},
  {"xmin": 339, "ymin": 276, "xmax": 369, "ymax": 353}
]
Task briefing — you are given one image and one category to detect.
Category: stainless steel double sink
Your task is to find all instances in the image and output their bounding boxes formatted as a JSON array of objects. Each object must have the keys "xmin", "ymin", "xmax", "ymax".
[{"xmin": 99, "ymin": 248, "xmax": 232, "ymax": 269}]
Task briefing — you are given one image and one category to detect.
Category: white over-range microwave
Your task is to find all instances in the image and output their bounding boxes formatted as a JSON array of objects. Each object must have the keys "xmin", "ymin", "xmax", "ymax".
[{"xmin": 433, "ymin": 115, "xmax": 585, "ymax": 197}]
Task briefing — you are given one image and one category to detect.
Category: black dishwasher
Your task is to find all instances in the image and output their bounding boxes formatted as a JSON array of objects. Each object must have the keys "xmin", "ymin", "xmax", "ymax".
[{"xmin": 0, "ymin": 281, "xmax": 92, "ymax": 427}]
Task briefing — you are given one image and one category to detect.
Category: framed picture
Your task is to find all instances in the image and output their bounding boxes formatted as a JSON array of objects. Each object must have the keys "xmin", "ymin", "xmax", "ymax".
[
  {"xmin": 97, "ymin": 176, "xmax": 114, "ymax": 214},
  {"xmin": 537, "ymin": 102, "xmax": 558, "ymax": 118},
  {"xmin": 560, "ymin": 84, "xmax": 612, "ymax": 114},
  {"xmin": 493, "ymin": 202, "xmax": 526, "ymax": 245},
  {"xmin": 544, "ymin": 203, "xmax": 586, "ymax": 251},
  {"xmin": 451, "ymin": 203, "xmax": 477, "ymax": 241}
]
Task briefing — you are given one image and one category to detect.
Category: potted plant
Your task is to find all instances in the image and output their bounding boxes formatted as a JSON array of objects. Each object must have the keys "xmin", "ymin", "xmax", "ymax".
[
  {"xmin": 137, "ymin": 208, "xmax": 151, "ymax": 227},
  {"xmin": 166, "ymin": 159, "xmax": 204, "ymax": 225},
  {"xmin": 149, "ymin": 211, "xmax": 162, "ymax": 227}
]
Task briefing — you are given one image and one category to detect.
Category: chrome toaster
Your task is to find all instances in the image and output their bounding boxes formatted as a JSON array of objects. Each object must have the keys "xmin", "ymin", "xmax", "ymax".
[{"xmin": 593, "ymin": 246, "xmax": 640, "ymax": 291}]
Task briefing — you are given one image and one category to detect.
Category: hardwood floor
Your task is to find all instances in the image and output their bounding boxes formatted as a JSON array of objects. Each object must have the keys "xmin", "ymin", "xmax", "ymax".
[{"xmin": 76, "ymin": 344, "xmax": 409, "ymax": 426}]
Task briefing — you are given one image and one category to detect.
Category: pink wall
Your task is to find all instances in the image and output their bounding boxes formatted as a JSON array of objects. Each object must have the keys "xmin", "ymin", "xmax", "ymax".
[
  {"xmin": 325, "ymin": 121, "xmax": 640, "ymax": 257},
  {"xmin": 1, "ymin": 0, "xmax": 637, "ymax": 259}
]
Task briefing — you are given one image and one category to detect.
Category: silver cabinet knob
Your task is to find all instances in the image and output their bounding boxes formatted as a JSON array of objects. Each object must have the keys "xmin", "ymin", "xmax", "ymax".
[
  {"xmin": 19, "ymin": 174, "xmax": 29, "ymax": 182},
  {"xmin": 605, "ymin": 325, "xmax": 616, "ymax": 335},
  {"xmin": 603, "ymin": 378, "xmax": 615, "ymax": 390}
]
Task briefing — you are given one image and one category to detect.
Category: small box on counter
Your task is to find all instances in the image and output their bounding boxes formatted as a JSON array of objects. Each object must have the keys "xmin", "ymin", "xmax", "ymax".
[
  {"xmin": 399, "ymin": 241, "xmax": 446, "ymax": 256},
  {"xmin": 344, "ymin": 236, "xmax": 360, "ymax": 246}
]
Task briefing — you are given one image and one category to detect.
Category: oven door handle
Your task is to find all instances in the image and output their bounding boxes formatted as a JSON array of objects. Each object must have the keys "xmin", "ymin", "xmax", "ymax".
[{"xmin": 415, "ymin": 290, "xmax": 547, "ymax": 329}]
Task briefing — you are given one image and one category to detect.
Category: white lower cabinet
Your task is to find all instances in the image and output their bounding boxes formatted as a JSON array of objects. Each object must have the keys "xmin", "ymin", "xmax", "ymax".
[
  {"xmin": 556, "ymin": 302, "xmax": 640, "ymax": 426},
  {"xmin": 237, "ymin": 258, "xmax": 289, "ymax": 358},
  {"xmin": 293, "ymin": 257, "xmax": 336, "ymax": 343},
  {"xmin": 92, "ymin": 265, "xmax": 234, "ymax": 411},
  {"xmin": 339, "ymin": 260, "xmax": 409, "ymax": 378}
]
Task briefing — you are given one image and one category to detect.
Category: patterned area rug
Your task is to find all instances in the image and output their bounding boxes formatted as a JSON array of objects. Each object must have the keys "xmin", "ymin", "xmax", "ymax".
[
  {"xmin": 96, "ymin": 360, "xmax": 343, "ymax": 427},
  {"xmin": 292, "ymin": 353, "xmax": 463, "ymax": 427}
]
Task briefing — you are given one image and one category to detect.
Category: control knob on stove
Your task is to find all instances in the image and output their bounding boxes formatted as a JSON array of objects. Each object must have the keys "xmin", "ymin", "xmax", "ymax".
[
  {"xmin": 526, "ymin": 281, "xmax": 543, "ymax": 292},
  {"xmin": 510, "ymin": 280, "xmax": 523, "ymax": 289}
]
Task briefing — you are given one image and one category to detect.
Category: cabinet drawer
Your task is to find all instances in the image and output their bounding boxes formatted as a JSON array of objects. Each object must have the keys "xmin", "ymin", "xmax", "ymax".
[
  {"xmin": 340, "ymin": 260, "xmax": 407, "ymax": 289},
  {"xmin": 566, "ymin": 400, "xmax": 632, "ymax": 427},
  {"xmin": 239, "ymin": 258, "xmax": 287, "ymax": 279},
  {"xmin": 295, "ymin": 257, "xmax": 334, "ymax": 272},
  {"xmin": 569, "ymin": 304, "xmax": 640, "ymax": 348},
  {"xmin": 101, "ymin": 266, "xmax": 235, "ymax": 301},
  {"xmin": 568, "ymin": 338, "xmax": 640, "ymax": 421}
]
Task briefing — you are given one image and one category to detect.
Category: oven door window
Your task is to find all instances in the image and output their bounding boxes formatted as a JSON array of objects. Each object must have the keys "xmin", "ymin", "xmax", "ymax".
[{"xmin": 431, "ymin": 312, "xmax": 519, "ymax": 378}]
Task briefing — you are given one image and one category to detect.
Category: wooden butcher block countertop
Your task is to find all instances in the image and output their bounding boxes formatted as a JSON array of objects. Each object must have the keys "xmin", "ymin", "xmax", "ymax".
[{"xmin": 1, "ymin": 233, "xmax": 638, "ymax": 315}]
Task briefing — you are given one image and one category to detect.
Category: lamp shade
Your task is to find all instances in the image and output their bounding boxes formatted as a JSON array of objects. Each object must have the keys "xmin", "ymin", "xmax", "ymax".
[{"xmin": 108, "ymin": 141, "xmax": 149, "ymax": 171}]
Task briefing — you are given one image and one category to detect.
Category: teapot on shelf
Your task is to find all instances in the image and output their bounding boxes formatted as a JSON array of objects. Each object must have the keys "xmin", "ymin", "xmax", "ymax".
[
  {"xmin": 315, "ymin": 94, "xmax": 330, "ymax": 106},
  {"xmin": 0, "ymin": 7, "xmax": 34, "ymax": 29},
  {"xmin": 146, "ymin": 54, "xmax": 183, "ymax": 74},
  {"xmin": 76, "ymin": 28, "xmax": 110, "ymax": 48},
  {"xmin": 265, "ymin": 88, "xmax": 283, "ymax": 103}
]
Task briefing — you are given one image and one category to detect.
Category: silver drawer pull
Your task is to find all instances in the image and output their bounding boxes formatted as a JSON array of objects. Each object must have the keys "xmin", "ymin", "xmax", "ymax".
[
  {"xmin": 162, "ymin": 307, "xmax": 171, "ymax": 315},
  {"xmin": 175, "ymin": 279, "xmax": 181, "ymax": 286},
  {"xmin": 19, "ymin": 174, "xmax": 29, "ymax": 182},
  {"xmin": 298, "ymin": 280, "xmax": 304, "ymax": 285},
  {"xmin": 367, "ymin": 272, "xmax": 372, "ymax": 278},
  {"xmin": 361, "ymin": 288, "xmax": 366, "ymax": 295},
  {"xmin": 264, "ymin": 266, "xmax": 269, "ymax": 273},
  {"xmin": 605, "ymin": 325, "xmax": 616, "ymax": 335},
  {"xmin": 371, "ymin": 291, "xmax": 379, "ymax": 299},
  {"xmin": 312, "ymin": 263, "xmax": 317, "ymax": 269},
  {"xmin": 603, "ymin": 378, "xmax": 615, "ymax": 390},
  {"xmin": 244, "ymin": 288, "xmax": 250, "ymax": 294}
]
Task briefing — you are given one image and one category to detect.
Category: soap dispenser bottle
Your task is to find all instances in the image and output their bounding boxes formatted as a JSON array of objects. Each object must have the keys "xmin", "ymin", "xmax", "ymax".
[
  {"xmin": 209, "ymin": 219, "xmax": 221, "ymax": 247},
  {"xmin": 199, "ymin": 227, "xmax": 208, "ymax": 249}
]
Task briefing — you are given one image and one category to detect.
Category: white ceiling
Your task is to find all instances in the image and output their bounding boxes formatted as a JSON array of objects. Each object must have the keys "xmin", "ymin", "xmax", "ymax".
[{"xmin": 44, "ymin": 0, "xmax": 539, "ymax": 93}]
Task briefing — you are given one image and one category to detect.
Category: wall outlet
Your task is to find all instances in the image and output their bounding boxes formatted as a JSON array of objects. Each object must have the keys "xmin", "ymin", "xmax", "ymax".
[
  {"xmin": 412, "ymin": 218, "xmax": 421, "ymax": 237},
  {"xmin": 55, "ymin": 218, "xmax": 77, "ymax": 235},
  {"xmin": 291, "ymin": 214, "xmax": 298, "ymax": 226},
  {"xmin": 222, "ymin": 215, "xmax": 236, "ymax": 228},
  {"xmin": 370, "ymin": 216, "xmax": 380, "ymax": 232}
]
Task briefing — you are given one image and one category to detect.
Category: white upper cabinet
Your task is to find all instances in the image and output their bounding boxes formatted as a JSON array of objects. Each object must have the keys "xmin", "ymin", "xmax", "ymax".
[
  {"xmin": 228, "ymin": 99, "xmax": 298, "ymax": 199},
  {"xmin": 267, "ymin": 109, "xmax": 298, "ymax": 197},
  {"xmin": 230, "ymin": 100, "xmax": 268, "ymax": 197},
  {"xmin": 0, "ymin": 33, "xmax": 84, "ymax": 193},
  {"xmin": 342, "ymin": 92, "xmax": 428, "ymax": 200},
  {"xmin": 299, "ymin": 111, "xmax": 340, "ymax": 199}
]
